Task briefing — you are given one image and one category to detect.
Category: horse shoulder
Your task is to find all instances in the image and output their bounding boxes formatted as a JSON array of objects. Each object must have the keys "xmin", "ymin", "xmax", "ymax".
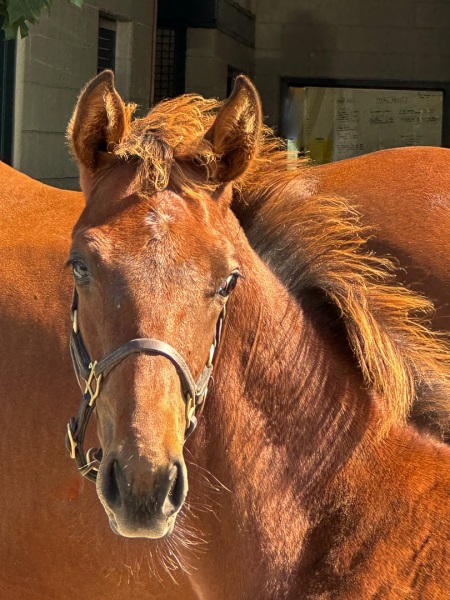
[{"xmin": 306, "ymin": 429, "xmax": 450, "ymax": 597}]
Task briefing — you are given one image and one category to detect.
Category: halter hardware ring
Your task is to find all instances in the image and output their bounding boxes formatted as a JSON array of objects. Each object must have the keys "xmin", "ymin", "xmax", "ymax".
[{"xmin": 78, "ymin": 447, "xmax": 101, "ymax": 477}]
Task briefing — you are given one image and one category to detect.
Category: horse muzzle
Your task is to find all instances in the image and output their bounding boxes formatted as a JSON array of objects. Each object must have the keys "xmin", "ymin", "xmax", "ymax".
[{"xmin": 96, "ymin": 453, "xmax": 188, "ymax": 539}]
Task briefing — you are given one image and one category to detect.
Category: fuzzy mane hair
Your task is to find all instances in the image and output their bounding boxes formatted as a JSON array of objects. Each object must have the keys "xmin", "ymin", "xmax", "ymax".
[{"xmin": 114, "ymin": 94, "xmax": 450, "ymax": 440}]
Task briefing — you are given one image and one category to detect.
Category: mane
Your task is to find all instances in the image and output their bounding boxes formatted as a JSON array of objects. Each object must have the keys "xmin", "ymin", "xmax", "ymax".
[
  {"xmin": 242, "ymin": 191, "xmax": 450, "ymax": 440},
  {"xmin": 115, "ymin": 96, "xmax": 221, "ymax": 196},
  {"xmin": 115, "ymin": 94, "xmax": 450, "ymax": 440}
]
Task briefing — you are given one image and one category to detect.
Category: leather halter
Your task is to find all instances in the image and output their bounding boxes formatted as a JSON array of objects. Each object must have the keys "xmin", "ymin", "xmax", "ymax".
[{"xmin": 65, "ymin": 290, "xmax": 227, "ymax": 482}]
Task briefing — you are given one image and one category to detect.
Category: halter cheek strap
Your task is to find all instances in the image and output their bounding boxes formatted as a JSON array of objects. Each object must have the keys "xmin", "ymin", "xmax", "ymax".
[{"xmin": 65, "ymin": 290, "xmax": 226, "ymax": 482}]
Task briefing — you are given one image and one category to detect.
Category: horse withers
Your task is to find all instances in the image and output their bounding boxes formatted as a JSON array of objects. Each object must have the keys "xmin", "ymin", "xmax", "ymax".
[{"xmin": 63, "ymin": 70, "xmax": 450, "ymax": 599}]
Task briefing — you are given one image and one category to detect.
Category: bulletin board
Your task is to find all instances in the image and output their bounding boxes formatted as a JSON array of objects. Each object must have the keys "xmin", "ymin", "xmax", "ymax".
[{"xmin": 281, "ymin": 80, "xmax": 446, "ymax": 164}]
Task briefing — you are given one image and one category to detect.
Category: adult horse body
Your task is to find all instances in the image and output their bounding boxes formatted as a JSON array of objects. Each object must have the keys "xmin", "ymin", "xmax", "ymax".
[
  {"xmin": 0, "ymin": 162, "xmax": 197, "ymax": 598},
  {"xmin": 286, "ymin": 146, "xmax": 450, "ymax": 333},
  {"xmin": 62, "ymin": 71, "xmax": 450, "ymax": 600}
]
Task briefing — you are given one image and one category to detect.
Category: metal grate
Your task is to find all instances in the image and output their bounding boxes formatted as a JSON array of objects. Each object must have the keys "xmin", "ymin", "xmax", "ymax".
[
  {"xmin": 154, "ymin": 28, "xmax": 176, "ymax": 102},
  {"xmin": 97, "ymin": 23, "xmax": 116, "ymax": 73}
]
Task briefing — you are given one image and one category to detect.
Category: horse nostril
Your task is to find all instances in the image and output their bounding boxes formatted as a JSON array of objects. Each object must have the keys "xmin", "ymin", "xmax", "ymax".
[
  {"xmin": 102, "ymin": 459, "xmax": 123, "ymax": 509},
  {"xmin": 162, "ymin": 461, "xmax": 186, "ymax": 517}
]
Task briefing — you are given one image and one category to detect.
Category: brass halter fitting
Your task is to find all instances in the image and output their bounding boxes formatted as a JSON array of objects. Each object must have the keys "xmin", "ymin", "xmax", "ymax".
[
  {"xmin": 66, "ymin": 293, "xmax": 228, "ymax": 482},
  {"xmin": 84, "ymin": 361, "xmax": 102, "ymax": 407}
]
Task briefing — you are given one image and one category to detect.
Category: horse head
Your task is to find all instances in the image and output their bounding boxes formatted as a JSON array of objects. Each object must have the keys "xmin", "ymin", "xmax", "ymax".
[{"xmin": 66, "ymin": 71, "xmax": 262, "ymax": 539}]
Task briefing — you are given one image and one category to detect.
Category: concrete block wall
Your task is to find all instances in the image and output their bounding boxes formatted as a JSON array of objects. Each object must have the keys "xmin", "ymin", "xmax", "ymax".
[
  {"xmin": 255, "ymin": 0, "xmax": 450, "ymax": 128},
  {"xmin": 234, "ymin": 0, "xmax": 257, "ymax": 13},
  {"xmin": 185, "ymin": 27, "xmax": 254, "ymax": 99},
  {"xmin": 14, "ymin": 0, "xmax": 155, "ymax": 189}
]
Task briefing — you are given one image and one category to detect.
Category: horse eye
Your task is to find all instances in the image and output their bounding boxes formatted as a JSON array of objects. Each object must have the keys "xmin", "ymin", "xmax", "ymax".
[
  {"xmin": 218, "ymin": 270, "xmax": 240, "ymax": 298},
  {"xmin": 72, "ymin": 261, "xmax": 89, "ymax": 281}
]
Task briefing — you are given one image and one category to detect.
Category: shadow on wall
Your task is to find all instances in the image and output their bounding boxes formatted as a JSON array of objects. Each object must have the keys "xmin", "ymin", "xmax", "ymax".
[{"xmin": 255, "ymin": 7, "xmax": 336, "ymax": 129}]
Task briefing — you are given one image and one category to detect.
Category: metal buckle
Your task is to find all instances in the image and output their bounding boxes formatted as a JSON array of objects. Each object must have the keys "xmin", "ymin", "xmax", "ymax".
[
  {"xmin": 197, "ymin": 387, "xmax": 208, "ymax": 416},
  {"xmin": 84, "ymin": 361, "xmax": 103, "ymax": 407},
  {"xmin": 207, "ymin": 342, "xmax": 215, "ymax": 367},
  {"xmin": 185, "ymin": 393, "xmax": 195, "ymax": 429},
  {"xmin": 66, "ymin": 421, "xmax": 77, "ymax": 459}
]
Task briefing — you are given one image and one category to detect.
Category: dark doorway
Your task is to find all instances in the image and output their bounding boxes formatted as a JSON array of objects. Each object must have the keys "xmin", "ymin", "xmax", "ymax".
[{"xmin": 0, "ymin": 19, "xmax": 15, "ymax": 165}]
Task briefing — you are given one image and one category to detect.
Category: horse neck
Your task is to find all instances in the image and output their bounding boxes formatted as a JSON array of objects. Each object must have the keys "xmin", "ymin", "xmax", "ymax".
[
  {"xmin": 193, "ymin": 229, "xmax": 378, "ymax": 502},
  {"xmin": 185, "ymin": 235, "xmax": 378, "ymax": 592}
]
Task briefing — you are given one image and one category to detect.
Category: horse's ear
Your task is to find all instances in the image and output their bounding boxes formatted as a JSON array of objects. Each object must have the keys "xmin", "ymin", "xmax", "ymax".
[
  {"xmin": 68, "ymin": 70, "xmax": 127, "ymax": 192},
  {"xmin": 206, "ymin": 75, "xmax": 262, "ymax": 183}
]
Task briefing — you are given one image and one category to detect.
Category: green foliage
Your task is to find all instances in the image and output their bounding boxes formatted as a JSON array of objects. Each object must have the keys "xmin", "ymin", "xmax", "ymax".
[{"xmin": 0, "ymin": 0, "xmax": 83, "ymax": 39}]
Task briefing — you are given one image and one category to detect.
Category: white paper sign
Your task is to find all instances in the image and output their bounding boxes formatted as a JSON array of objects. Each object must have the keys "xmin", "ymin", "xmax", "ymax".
[{"xmin": 294, "ymin": 87, "xmax": 443, "ymax": 164}]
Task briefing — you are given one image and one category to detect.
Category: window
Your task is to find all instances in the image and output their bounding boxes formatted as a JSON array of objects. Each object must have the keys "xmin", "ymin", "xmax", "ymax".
[
  {"xmin": 97, "ymin": 17, "xmax": 116, "ymax": 73},
  {"xmin": 153, "ymin": 27, "xmax": 186, "ymax": 103},
  {"xmin": 154, "ymin": 28, "xmax": 176, "ymax": 102}
]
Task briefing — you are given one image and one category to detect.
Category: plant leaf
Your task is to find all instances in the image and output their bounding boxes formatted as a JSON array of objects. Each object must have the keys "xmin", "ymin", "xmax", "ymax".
[
  {"xmin": 8, "ymin": 0, "xmax": 52, "ymax": 25},
  {"xmin": 1, "ymin": 0, "xmax": 83, "ymax": 38}
]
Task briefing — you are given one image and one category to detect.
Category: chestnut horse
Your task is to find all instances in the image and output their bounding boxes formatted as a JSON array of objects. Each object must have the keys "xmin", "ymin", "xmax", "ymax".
[
  {"xmin": 0, "ymin": 161, "xmax": 197, "ymax": 598},
  {"xmin": 2, "ymin": 76, "xmax": 450, "ymax": 598},
  {"xmin": 61, "ymin": 70, "xmax": 450, "ymax": 599}
]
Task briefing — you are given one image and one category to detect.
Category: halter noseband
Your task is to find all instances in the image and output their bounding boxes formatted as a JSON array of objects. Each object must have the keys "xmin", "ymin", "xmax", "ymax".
[{"xmin": 65, "ymin": 290, "xmax": 227, "ymax": 482}]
